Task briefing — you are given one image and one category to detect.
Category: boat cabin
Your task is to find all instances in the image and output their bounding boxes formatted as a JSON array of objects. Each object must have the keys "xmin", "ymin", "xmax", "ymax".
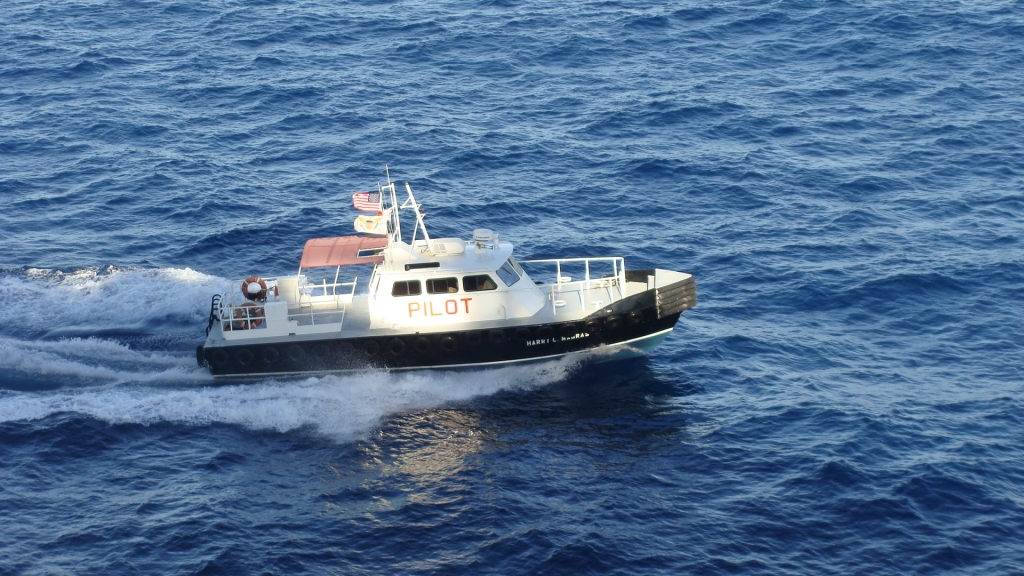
[{"xmin": 209, "ymin": 179, "xmax": 632, "ymax": 342}]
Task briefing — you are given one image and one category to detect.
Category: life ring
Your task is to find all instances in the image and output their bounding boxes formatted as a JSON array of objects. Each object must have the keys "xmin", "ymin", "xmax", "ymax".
[
  {"xmin": 242, "ymin": 276, "xmax": 268, "ymax": 301},
  {"xmin": 233, "ymin": 303, "xmax": 265, "ymax": 330}
]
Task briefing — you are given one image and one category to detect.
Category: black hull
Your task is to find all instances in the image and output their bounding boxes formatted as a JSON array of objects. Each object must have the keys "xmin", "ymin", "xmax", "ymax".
[{"xmin": 198, "ymin": 275, "xmax": 696, "ymax": 378}]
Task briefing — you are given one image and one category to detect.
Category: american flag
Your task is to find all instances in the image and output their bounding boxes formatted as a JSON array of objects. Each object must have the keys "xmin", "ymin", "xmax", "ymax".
[{"xmin": 352, "ymin": 192, "xmax": 382, "ymax": 213}]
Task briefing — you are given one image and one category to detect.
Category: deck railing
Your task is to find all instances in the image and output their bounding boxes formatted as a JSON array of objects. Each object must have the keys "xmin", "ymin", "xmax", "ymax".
[
  {"xmin": 517, "ymin": 257, "xmax": 626, "ymax": 314},
  {"xmin": 291, "ymin": 277, "xmax": 358, "ymax": 327},
  {"xmin": 216, "ymin": 275, "xmax": 360, "ymax": 332}
]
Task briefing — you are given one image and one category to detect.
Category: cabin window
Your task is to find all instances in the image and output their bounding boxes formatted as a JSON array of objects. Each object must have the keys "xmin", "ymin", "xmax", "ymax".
[
  {"xmin": 508, "ymin": 257, "xmax": 525, "ymax": 276},
  {"xmin": 426, "ymin": 277, "xmax": 459, "ymax": 294},
  {"xmin": 496, "ymin": 258, "xmax": 521, "ymax": 287},
  {"xmin": 391, "ymin": 280, "xmax": 422, "ymax": 297},
  {"xmin": 463, "ymin": 274, "xmax": 498, "ymax": 292}
]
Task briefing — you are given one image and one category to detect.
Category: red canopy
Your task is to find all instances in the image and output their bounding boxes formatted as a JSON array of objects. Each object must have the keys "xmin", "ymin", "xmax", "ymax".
[{"xmin": 299, "ymin": 236, "xmax": 388, "ymax": 268}]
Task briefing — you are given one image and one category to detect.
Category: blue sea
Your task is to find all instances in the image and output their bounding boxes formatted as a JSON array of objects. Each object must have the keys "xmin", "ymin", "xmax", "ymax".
[{"xmin": 2, "ymin": 0, "xmax": 1023, "ymax": 573}]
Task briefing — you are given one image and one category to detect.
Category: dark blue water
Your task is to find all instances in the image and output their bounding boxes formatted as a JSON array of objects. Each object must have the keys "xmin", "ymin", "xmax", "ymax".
[{"xmin": 2, "ymin": 0, "xmax": 1024, "ymax": 573}]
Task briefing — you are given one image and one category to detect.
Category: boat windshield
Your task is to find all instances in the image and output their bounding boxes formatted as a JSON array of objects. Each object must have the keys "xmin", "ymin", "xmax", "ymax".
[{"xmin": 496, "ymin": 258, "xmax": 521, "ymax": 287}]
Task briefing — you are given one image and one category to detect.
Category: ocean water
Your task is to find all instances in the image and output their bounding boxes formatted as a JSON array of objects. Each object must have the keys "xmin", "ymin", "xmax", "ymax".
[{"xmin": 2, "ymin": 0, "xmax": 1023, "ymax": 573}]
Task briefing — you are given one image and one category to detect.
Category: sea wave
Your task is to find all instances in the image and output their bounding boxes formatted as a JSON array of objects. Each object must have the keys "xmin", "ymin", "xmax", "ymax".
[{"xmin": 0, "ymin": 357, "xmax": 579, "ymax": 441}]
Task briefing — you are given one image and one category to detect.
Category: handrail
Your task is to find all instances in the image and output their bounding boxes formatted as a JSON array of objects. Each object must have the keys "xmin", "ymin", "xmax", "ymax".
[
  {"xmin": 217, "ymin": 274, "xmax": 360, "ymax": 332},
  {"xmin": 302, "ymin": 279, "xmax": 357, "ymax": 299},
  {"xmin": 206, "ymin": 294, "xmax": 222, "ymax": 336},
  {"xmin": 518, "ymin": 256, "xmax": 627, "ymax": 310},
  {"xmin": 292, "ymin": 277, "xmax": 357, "ymax": 328},
  {"xmin": 518, "ymin": 257, "xmax": 624, "ymax": 264}
]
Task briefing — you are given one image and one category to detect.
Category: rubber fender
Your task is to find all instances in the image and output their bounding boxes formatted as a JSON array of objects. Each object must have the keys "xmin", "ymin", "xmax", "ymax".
[
  {"xmin": 287, "ymin": 345, "xmax": 305, "ymax": 362},
  {"xmin": 439, "ymin": 335, "xmax": 457, "ymax": 353},
  {"xmin": 235, "ymin": 348, "xmax": 254, "ymax": 366},
  {"xmin": 364, "ymin": 340, "xmax": 381, "ymax": 355},
  {"xmin": 389, "ymin": 338, "xmax": 406, "ymax": 356},
  {"xmin": 415, "ymin": 337, "xmax": 431, "ymax": 353}
]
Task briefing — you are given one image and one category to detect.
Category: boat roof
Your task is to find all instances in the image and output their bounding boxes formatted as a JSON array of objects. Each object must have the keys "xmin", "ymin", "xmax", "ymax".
[
  {"xmin": 376, "ymin": 239, "xmax": 514, "ymax": 274},
  {"xmin": 299, "ymin": 236, "xmax": 388, "ymax": 268}
]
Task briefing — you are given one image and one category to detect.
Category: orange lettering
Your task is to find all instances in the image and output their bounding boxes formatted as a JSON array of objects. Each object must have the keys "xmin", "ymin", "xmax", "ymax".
[
  {"xmin": 460, "ymin": 298, "xmax": 472, "ymax": 313},
  {"xmin": 445, "ymin": 300, "xmax": 457, "ymax": 314},
  {"xmin": 429, "ymin": 301, "xmax": 442, "ymax": 316},
  {"xmin": 408, "ymin": 302, "xmax": 420, "ymax": 317}
]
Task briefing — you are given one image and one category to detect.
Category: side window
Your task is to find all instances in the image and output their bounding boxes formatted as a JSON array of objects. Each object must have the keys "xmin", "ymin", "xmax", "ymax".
[
  {"xmin": 426, "ymin": 277, "xmax": 459, "ymax": 294},
  {"xmin": 496, "ymin": 259, "xmax": 521, "ymax": 287},
  {"xmin": 463, "ymin": 274, "xmax": 497, "ymax": 292},
  {"xmin": 508, "ymin": 257, "xmax": 525, "ymax": 276},
  {"xmin": 391, "ymin": 280, "xmax": 422, "ymax": 297}
]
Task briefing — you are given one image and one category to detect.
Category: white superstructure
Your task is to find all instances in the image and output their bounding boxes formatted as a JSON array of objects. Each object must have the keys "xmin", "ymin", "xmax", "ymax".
[{"xmin": 199, "ymin": 169, "xmax": 696, "ymax": 376}]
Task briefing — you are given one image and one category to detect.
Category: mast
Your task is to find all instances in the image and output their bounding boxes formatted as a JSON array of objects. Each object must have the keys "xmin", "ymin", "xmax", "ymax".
[
  {"xmin": 405, "ymin": 182, "xmax": 431, "ymax": 246},
  {"xmin": 385, "ymin": 165, "xmax": 401, "ymax": 244}
]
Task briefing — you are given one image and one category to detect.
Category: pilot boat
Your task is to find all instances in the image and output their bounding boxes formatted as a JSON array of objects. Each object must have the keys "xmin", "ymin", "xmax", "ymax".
[{"xmin": 197, "ymin": 171, "xmax": 696, "ymax": 377}]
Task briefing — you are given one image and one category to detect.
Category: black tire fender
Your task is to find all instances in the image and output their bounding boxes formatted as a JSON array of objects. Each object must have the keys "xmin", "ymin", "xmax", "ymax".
[
  {"xmin": 439, "ymin": 335, "xmax": 457, "ymax": 353},
  {"xmin": 287, "ymin": 345, "xmax": 305, "ymax": 363},
  {"xmin": 235, "ymin": 348, "xmax": 254, "ymax": 366},
  {"xmin": 389, "ymin": 338, "xmax": 406, "ymax": 356},
  {"xmin": 415, "ymin": 337, "xmax": 431, "ymax": 353},
  {"xmin": 261, "ymin": 347, "xmax": 280, "ymax": 364}
]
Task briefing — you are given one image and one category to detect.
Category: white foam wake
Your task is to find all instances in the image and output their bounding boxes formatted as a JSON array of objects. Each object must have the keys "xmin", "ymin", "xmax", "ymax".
[
  {"xmin": 0, "ymin": 358, "xmax": 578, "ymax": 441},
  {"xmin": 0, "ymin": 335, "xmax": 210, "ymax": 383},
  {"xmin": 0, "ymin": 267, "xmax": 229, "ymax": 332}
]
